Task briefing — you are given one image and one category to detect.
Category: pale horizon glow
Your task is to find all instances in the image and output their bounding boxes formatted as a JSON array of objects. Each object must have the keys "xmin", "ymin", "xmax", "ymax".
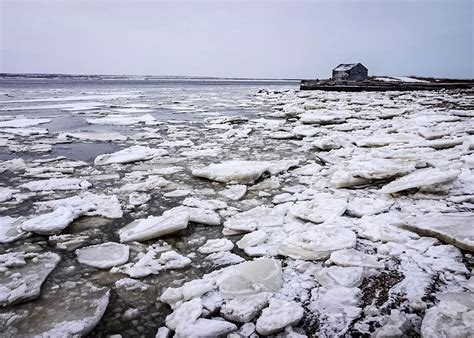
[{"xmin": 1, "ymin": 0, "xmax": 473, "ymax": 79}]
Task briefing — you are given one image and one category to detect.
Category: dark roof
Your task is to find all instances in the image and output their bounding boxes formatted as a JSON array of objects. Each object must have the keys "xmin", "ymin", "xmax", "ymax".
[{"xmin": 333, "ymin": 63, "xmax": 367, "ymax": 72}]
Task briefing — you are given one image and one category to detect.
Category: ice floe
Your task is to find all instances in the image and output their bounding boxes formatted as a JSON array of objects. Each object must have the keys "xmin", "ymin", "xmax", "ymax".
[
  {"xmin": 76, "ymin": 242, "xmax": 130, "ymax": 268},
  {"xmin": 119, "ymin": 211, "xmax": 189, "ymax": 242},
  {"xmin": 95, "ymin": 145, "xmax": 168, "ymax": 165}
]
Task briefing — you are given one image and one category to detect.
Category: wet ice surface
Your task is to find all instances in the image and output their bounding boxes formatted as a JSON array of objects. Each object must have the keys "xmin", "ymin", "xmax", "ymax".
[{"xmin": 0, "ymin": 77, "xmax": 473, "ymax": 337}]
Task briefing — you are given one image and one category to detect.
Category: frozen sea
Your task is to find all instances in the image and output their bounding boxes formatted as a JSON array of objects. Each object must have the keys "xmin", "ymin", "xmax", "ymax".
[{"xmin": 0, "ymin": 76, "xmax": 473, "ymax": 337}]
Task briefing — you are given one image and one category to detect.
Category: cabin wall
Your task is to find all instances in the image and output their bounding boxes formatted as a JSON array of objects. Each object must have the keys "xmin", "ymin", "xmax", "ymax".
[{"xmin": 348, "ymin": 65, "xmax": 368, "ymax": 81}]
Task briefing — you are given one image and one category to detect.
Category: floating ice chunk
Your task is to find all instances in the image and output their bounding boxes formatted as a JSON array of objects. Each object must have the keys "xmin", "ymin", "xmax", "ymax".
[
  {"xmin": 300, "ymin": 111, "xmax": 350, "ymax": 124},
  {"xmin": 21, "ymin": 206, "xmax": 90, "ymax": 235},
  {"xmin": 58, "ymin": 131, "xmax": 127, "ymax": 142},
  {"xmin": 357, "ymin": 214, "xmax": 419, "ymax": 243},
  {"xmin": 273, "ymin": 192, "xmax": 297, "ymax": 204},
  {"xmin": 182, "ymin": 197, "xmax": 227, "ymax": 210},
  {"xmin": 219, "ymin": 184, "xmax": 247, "ymax": 201},
  {"xmin": 158, "ymin": 250, "xmax": 192, "ymax": 270},
  {"xmin": 314, "ymin": 266, "xmax": 364, "ymax": 288},
  {"xmin": 11, "ymin": 282, "xmax": 110, "ymax": 337},
  {"xmin": 0, "ymin": 118, "xmax": 51, "ymax": 128},
  {"xmin": 267, "ymin": 159, "xmax": 300, "ymax": 175},
  {"xmin": 224, "ymin": 204, "xmax": 288, "ymax": 234},
  {"xmin": 293, "ymin": 163, "xmax": 323, "ymax": 176},
  {"xmin": 163, "ymin": 189, "xmax": 191, "ymax": 198},
  {"xmin": 279, "ymin": 225, "xmax": 357, "ymax": 260},
  {"xmin": 129, "ymin": 192, "xmax": 151, "ymax": 206},
  {"xmin": 0, "ymin": 216, "xmax": 26, "ymax": 243},
  {"xmin": 331, "ymin": 158, "xmax": 417, "ymax": 188},
  {"xmin": 293, "ymin": 125, "xmax": 319, "ymax": 137},
  {"xmin": 155, "ymin": 327, "xmax": 171, "ymax": 338},
  {"xmin": 205, "ymin": 251, "xmax": 245, "ymax": 267},
  {"xmin": 346, "ymin": 196, "xmax": 394, "ymax": 217},
  {"xmin": 192, "ymin": 160, "xmax": 270, "ymax": 184},
  {"xmin": 255, "ymin": 298, "xmax": 304, "ymax": 335},
  {"xmin": 329, "ymin": 249, "xmax": 385, "ymax": 269},
  {"xmin": 49, "ymin": 234, "xmax": 89, "ymax": 251},
  {"xmin": 198, "ymin": 238, "xmax": 234, "ymax": 254},
  {"xmin": 268, "ymin": 131, "xmax": 295, "ymax": 139},
  {"xmin": 0, "ymin": 158, "xmax": 26, "ymax": 173},
  {"xmin": 0, "ymin": 127, "xmax": 48, "ymax": 136},
  {"xmin": 0, "ymin": 251, "xmax": 60, "ymax": 306},
  {"xmin": 181, "ymin": 147, "xmax": 221, "ymax": 158},
  {"xmin": 313, "ymin": 137, "xmax": 342, "ymax": 150},
  {"xmin": 237, "ymin": 230, "xmax": 268, "ymax": 249},
  {"xmin": 120, "ymin": 175, "xmax": 171, "ymax": 192},
  {"xmin": 220, "ymin": 258, "xmax": 282, "ymax": 296},
  {"xmin": 355, "ymin": 133, "xmax": 419, "ymax": 147},
  {"xmin": 94, "ymin": 145, "xmax": 168, "ymax": 165},
  {"xmin": 86, "ymin": 114, "xmax": 157, "ymax": 125},
  {"xmin": 421, "ymin": 293, "xmax": 474, "ymax": 338},
  {"xmin": 309, "ymin": 286, "xmax": 361, "ymax": 336},
  {"xmin": 119, "ymin": 211, "xmax": 189, "ymax": 243},
  {"xmin": 398, "ymin": 213, "xmax": 474, "ymax": 252},
  {"xmin": 112, "ymin": 246, "xmax": 190, "ymax": 278},
  {"xmin": 289, "ymin": 193, "xmax": 348, "ymax": 223},
  {"xmin": 165, "ymin": 206, "xmax": 221, "ymax": 226},
  {"xmin": 36, "ymin": 192, "xmax": 123, "ymax": 219},
  {"xmin": 76, "ymin": 242, "xmax": 129, "ymax": 269},
  {"xmin": 374, "ymin": 310, "xmax": 411, "ymax": 338},
  {"xmin": 20, "ymin": 177, "xmax": 92, "ymax": 191},
  {"xmin": 221, "ymin": 293, "xmax": 271, "ymax": 323},
  {"xmin": 175, "ymin": 318, "xmax": 237, "ymax": 338},
  {"xmin": 380, "ymin": 168, "xmax": 460, "ymax": 193},
  {"xmin": 166, "ymin": 298, "xmax": 203, "ymax": 330}
]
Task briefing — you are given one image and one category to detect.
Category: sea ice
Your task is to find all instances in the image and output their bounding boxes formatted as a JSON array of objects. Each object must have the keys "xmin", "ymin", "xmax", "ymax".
[
  {"xmin": 279, "ymin": 225, "xmax": 357, "ymax": 260},
  {"xmin": 236, "ymin": 230, "xmax": 268, "ymax": 249},
  {"xmin": 380, "ymin": 168, "xmax": 461, "ymax": 193},
  {"xmin": 76, "ymin": 242, "xmax": 130, "ymax": 269},
  {"xmin": 58, "ymin": 131, "xmax": 127, "ymax": 142},
  {"xmin": 255, "ymin": 298, "xmax": 304, "ymax": 335},
  {"xmin": 119, "ymin": 211, "xmax": 190, "ymax": 242},
  {"xmin": 300, "ymin": 111, "xmax": 350, "ymax": 124},
  {"xmin": 346, "ymin": 196, "xmax": 394, "ymax": 217},
  {"xmin": 221, "ymin": 293, "xmax": 271, "ymax": 322},
  {"xmin": 220, "ymin": 258, "xmax": 283, "ymax": 296},
  {"xmin": 0, "ymin": 251, "xmax": 60, "ymax": 306},
  {"xmin": 86, "ymin": 114, "xmax": 157, "ymax": 126},
  {"xmin": 20, "ymin": 177, "xmax": 92, "ymax": 191},
  {"xmin": 313, "ymin": 266, "xmax": 364, "ymax": 288},
  {"xmin": 219, "ymin": 184, "xmax": 248, "ymax": 201},
  {"xmin": 192, "ymin": 160, "xmax": 270, "ymax": 184},
  {"xmin": 289, "ymin": 193, "xmax": 348, "ymax": 223},
  {"xmin": 0, "ymin": 118, "xmax": 51, "ymax": 128},
  {"xmin": 21, "ymin": 206, "xmax": 89, "ymax": 235},
  {"xmin": 329, "ymin": 248, "xmax": 385, "ymax": 269},
  {"xmin": 198, "ymin": 238, "xmax": 234, "ymax": 254},
  {"xmin": 0, "ymin": 216, "xmax": 26, "ymax": 244},
  {"xmin": 399, "ymin": 213, "xmax": 474, "ymax": 252},
  {"xmin": 94, "ymin": 145, "xmax": 168, "ymax": 165},
  {"xmin": 421, "ymin": 293, "xmax": 474, "ymax": 338}
]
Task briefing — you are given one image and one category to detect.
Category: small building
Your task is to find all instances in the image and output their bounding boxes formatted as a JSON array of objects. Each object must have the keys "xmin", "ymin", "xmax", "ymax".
[{"xmin": 332, "ymin": 63, "xmax": 368, "ymax": 82}]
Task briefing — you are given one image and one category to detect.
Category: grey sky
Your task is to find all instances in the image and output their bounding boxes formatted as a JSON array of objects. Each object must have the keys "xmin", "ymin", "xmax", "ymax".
[{"xmin": 1, "ymin": 0, "xmax": 472, "ymax": 79}]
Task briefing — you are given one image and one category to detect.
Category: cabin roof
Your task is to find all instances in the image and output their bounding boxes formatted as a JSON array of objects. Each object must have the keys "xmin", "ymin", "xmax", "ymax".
[{"xmin": 333, "ymin": 63, "xmax": 365, "ymax": 72}]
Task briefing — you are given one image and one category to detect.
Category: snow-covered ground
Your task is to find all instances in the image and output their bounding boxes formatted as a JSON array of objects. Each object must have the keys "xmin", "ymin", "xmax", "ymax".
[{"xmin": 0, "ymin": 79, "xmax": 473, "ymax": 337}]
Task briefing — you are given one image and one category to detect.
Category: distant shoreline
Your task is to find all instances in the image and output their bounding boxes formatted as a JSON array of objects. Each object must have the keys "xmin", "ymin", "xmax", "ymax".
[{"xmin": 0, "ymin": 73, "xmax": 301, "ymax": 82}]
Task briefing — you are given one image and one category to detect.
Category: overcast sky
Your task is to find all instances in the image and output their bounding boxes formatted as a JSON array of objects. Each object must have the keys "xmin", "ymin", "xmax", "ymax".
[{"xmin": 1, "ymin": 0, "xmax": 472, "ymax": 79}]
